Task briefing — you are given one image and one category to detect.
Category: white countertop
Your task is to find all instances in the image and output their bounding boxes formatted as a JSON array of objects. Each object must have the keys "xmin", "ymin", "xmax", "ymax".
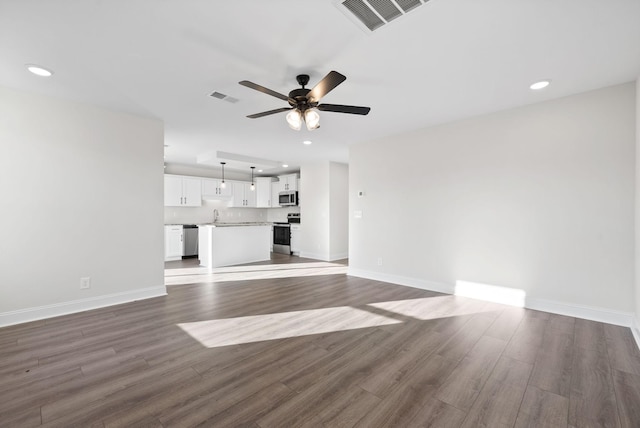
[{"xmin": 198, "ymin": 222, "xmax": 272, "ymax": 227}]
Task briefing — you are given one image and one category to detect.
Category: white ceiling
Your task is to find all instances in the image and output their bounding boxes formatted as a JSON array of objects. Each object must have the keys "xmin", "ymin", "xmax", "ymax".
[{"xmin": 1, "ymin": 0, "xmax": 639, "ymax": 175}]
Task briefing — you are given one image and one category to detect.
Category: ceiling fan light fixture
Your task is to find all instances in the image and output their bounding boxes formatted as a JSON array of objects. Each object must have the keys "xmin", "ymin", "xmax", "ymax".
[
  {"xmin": 304, "ymin": 109, "xmax": 320, "ymax": 130},
  {"xmin": 286, "ymin": 109, "xmax": 302, "ymax": 130}
]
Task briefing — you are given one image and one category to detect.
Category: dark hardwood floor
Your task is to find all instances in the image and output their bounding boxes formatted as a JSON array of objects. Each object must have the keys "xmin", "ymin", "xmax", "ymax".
[{"xmin": 1, "ymin": 255, "xmax": 640, "ymax": 427}]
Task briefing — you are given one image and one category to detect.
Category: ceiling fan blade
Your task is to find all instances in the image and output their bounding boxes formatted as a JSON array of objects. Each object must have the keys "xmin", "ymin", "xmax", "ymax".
[
  {"xmin": 246, "ymin": 107, "xmax": 292, "ymax": 119},
  {"xmin": 317, "ymin": 104, "xmax": 371, "ymax": 115},
  {"xmin": 306, "ymin": 71, "xmax": 346, "ymax": 103},
  {"xmin": 239, "ymin": 80, "xmax": 290, "ymax": 102}
]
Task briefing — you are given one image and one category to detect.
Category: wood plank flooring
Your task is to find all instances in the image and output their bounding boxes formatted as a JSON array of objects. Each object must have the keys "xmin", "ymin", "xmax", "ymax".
[{"xmin": 1, "ymin": 256, "xmax": 640, "ymax": 427}]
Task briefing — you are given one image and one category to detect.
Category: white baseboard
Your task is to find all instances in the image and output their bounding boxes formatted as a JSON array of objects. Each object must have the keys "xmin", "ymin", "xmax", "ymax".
[
  {"xmin": 300, "ymin": 251, "xmax": 349, "ymax": 262},
  {"xmin": 328, "ymin": 252, "xmax": 349, "ymax": 262},
  {"xmin": 347, "ymin": 268, "xmax": 639, "ymax": 348},
  {"xmin": 525, "ymin": 297, "xmax": 635, "ymax": 328},
  {"xmin": 632, "ymin": 317, "xmax": 640, "ymax": 351},
  {"xmin": 347, "ymin": 268, "xmax": 454, "ymax": 295},
  {"xmin": 0, "ymin": 286, "xmax": 167, "ymax": 328}
]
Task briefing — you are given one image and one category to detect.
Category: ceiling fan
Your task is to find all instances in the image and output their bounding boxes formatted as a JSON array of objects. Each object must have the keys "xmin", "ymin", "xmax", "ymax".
[{"xmin": 239, "ymin": 71, "xmax": 371, "ymax": 131}]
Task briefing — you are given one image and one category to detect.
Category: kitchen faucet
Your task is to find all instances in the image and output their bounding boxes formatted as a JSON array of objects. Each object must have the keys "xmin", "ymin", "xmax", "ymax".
[{"xmin": 213, "ymin": 209, "xmax": 219, "ymax": 223}]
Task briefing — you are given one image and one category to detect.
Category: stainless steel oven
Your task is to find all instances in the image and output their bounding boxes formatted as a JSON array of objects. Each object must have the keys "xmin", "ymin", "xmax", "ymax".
[
  {"xmin": 272, "ymin": 223, "xmax": 291, "ymax": 254},
  {"xmin": 272, "ymin": 213, "xmax": 300, "ymax": 254}
]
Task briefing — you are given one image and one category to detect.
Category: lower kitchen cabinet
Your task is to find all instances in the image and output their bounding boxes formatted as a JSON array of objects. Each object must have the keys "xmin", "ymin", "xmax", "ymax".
[
  {"xmin": 164, "ymin": 225, "xmax": 183, "ymax": 261},
  {"xmin": 290, "ymin": 224, "xmax": 301, "ymax": 255}
]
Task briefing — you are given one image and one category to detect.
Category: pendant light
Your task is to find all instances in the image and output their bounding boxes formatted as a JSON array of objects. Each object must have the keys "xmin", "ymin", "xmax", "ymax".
[
  {"xmin": 250, "ymin": 166, "xmax": 255, "ymax": 191},
  {"xmin": 220, "ymin": 162, "xmax": 226, "ymax": 188}
]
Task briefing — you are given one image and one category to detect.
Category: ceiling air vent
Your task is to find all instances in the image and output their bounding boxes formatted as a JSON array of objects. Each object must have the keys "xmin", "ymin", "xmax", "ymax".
[
  {"xmin": 210, "ymin": 91, "xmax": 226, "ymax": 100},
  {"xmin": 338, "ymin": 0, "xmax": 429, "ymax": 32},
  {"xmin": 209, "ymin": 91, "xmax": 239, "ymax": 103}
]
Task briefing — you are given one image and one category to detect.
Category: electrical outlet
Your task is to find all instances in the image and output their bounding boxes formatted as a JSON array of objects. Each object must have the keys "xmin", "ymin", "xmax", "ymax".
[
  {"xmin": 377, "ymin": 257, "xmax": 383, "ymax": 266},
  {"xmin": 80, "ymin": 277, "xmax": 91, "ymax": 289}
]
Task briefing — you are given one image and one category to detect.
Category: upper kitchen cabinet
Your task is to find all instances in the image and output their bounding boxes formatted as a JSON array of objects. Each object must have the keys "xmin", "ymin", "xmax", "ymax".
[
  {"xmin": 229, "ymin": 181, "xmax": 257, "ymax": 207},
  {"xmin": 278, "ymin": 173, "xmax": 298, "ymax": 192},
  {"xmin": 255, "ymin": 177, "xmax": 276, "ymax": 208},
  {"xmin": 270, "ymin": 181, "xmax": 280, "ymax": 208},
  {"xmin": 201, "ymin": 178, "xmax": 232, "ymax": 199},
  {"xmin": 164, "ymin": 175, "xmax": 202, "ymax": 207}
]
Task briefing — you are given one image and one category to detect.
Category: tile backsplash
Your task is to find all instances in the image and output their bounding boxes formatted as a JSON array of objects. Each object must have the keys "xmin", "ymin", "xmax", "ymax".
[{"xmin": 164, "ymin": 199, "xmax": 300, "ymax": 225}]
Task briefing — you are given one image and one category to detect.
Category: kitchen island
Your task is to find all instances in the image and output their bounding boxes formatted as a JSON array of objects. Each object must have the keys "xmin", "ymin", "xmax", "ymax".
[{"xmin": 198, "ymin": 223, "xmax": 271, "ymax": 268}]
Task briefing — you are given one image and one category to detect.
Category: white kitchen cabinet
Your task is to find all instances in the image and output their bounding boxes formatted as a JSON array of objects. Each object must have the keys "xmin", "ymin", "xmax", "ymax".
[
  {"xmin": 271, "ymin": 182, "xmax": 280, "ymax": 207},
  {"xmin": 164, "ymin": 225, "xmax": 184, "ymax": 261},
  {"xmin": 201, "ymin": 178, "xmax": 232, "ymax": 199},
  {"xmin": 230, "ymin": 181, "xmax": 257, "ymax": 207},
  {"xmin": 164, "ymin": 175, "xmax": 202, "ymax": 207},
  {"xmin": 290, "ymin": 224, "xmax": 301, "ymax": 255},
  {"xmin": 255, "ymin": 177, "xmax": 276, "ymax": 208},
  {"xmin": 278, "ymin": 173, "xmax": 298, "ymax": 192}
]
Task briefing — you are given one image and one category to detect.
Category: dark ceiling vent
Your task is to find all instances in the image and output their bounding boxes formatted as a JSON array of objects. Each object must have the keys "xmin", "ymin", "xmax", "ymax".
[
  {"xmin": 338, "ymin": 0, "xmax": 429, "ymax": 32},
  {"xmin": 209, "ymin": 91, "xmax": 239, "ymax": 103},
  {"xmin": 210, "ymin": 91, "xmax": 226, "ymax": 100}
]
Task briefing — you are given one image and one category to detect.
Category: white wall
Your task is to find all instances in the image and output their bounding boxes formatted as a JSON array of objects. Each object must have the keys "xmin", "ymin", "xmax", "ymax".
[
  {"xmin": 635, "ymin": 76, "xmax": 640, "ymax": 341},
  {"xmin": 300, "ymin": 163, "xmax": 331, "ymax": 259},
  {"xmin": 329, "ymin": 162, "xmax": 349, "ymax": 259},
  {"xmin": 0, "ymin": 86, "xmax": 165, "ymax": 326},
  {"xmin": 349, "ymin": 83, "xmax": 636, "ymax": 321},
  {"xmin": 300, "ymin": 161, "xmax": 348, "ymax": 261}
]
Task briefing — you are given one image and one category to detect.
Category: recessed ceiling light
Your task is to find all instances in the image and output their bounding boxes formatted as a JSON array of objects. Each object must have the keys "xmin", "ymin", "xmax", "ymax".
[
  {"xmin": 258, "ymin": 169, "xmax": 263, "ymax": 172},
  {"xmin": 303, "ymin": 140, "xmax": 312, "ymax": 145},
  {"xmin": 26, "ymin": 64, "xmax": 53, "ymax": 77},
  {"xmin": 282, "ymin": 164, "xmax": 288, "ymax": 168},
  {"xmin": 530, "ymin": 80, "xmax": 550, "ymax": 90}
]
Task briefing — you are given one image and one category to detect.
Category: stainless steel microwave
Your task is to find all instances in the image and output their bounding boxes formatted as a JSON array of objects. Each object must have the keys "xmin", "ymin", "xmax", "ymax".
[{"xmin": 279, "ymin": 191, "xmax": 298, "ymax": 206}]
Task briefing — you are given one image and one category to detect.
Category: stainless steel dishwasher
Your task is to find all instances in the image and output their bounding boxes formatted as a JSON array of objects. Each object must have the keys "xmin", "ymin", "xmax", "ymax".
[{"xmin": 182, "ymin": 225, "xmax": 198, "ymax": 257}]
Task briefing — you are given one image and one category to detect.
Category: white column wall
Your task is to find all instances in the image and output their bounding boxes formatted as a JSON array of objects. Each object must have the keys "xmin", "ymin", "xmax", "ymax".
[
  {"xmin": 0, "ymin": 86, "xmax": 165, "ymax": 326},
  {"xmin": 635, "ymin": 77, "xmax": 640, "ymax": 343},
  {"xmin": 300, "ymin": 161, "xmax": 349, "ymax": 261},
  {"xmin": 329, "ymin": 162, "xmax": 349, "ymax": 260},
  {"xmin": 300, "ymin": 162, "xmax": 331, "ymax": 260}
]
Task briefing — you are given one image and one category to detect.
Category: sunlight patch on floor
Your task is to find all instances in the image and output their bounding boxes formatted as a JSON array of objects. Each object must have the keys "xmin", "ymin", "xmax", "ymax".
[
  {"xmin": 454, "ymin": 280, "xmax": 526, "ymax": 307},
  {"xmin": 165, "ymin": 261, "xmax": 348, "ymax": 286},
  {"xmin": 366, "ymin": 295, "xmax": 503, "ymax": 320},
  {"xmin": 177, "ymin": 305, "xmax": 401, "ymax": 348}
]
